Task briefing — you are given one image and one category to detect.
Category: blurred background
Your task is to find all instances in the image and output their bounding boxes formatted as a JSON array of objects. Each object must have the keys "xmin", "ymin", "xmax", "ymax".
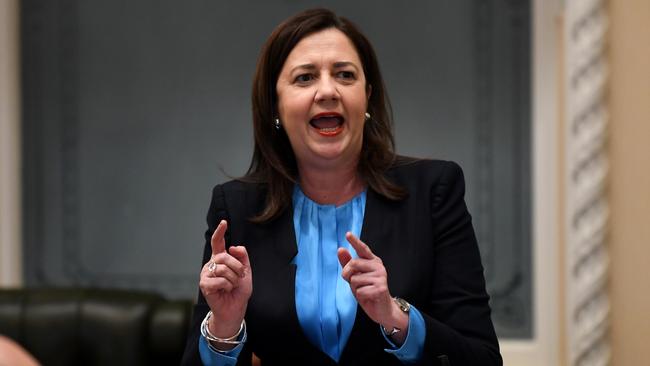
[{"xmin": 1, "ymin": 0, "xmax": 647, "ymax": 365}]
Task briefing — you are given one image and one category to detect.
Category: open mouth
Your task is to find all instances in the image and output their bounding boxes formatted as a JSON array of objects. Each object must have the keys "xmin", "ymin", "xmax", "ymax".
[{"xmin": 310, "ymin": 113, "xmax": 344, "ymax": 136}]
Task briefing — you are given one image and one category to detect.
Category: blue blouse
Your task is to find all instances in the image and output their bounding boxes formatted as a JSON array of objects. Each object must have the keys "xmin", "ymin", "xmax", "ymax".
[
  {"xmin": 199, "ymin": 187, "xmax": 426, "ymax": 365},
  {"xmin": 291, "ymin": 186, "xmax": 365, "ymax": 362}
]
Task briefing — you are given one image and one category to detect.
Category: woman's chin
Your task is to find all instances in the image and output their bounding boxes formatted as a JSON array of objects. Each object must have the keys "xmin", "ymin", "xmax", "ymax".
[
  {"xmin": 303, "ymin": 146, "xmax": 354, "ymax": 166},
  {"xmin": 297, "ymin": 134, "xmax": 362, "ymax": 167}
]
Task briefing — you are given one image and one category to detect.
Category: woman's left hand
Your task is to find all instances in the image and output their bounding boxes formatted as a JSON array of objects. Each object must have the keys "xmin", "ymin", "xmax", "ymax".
[{"xmin": 338, "ymin": 232, "xmax": 408, "ymax": 338}]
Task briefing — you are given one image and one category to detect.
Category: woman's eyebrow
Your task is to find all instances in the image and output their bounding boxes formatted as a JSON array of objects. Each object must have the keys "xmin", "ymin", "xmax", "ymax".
[
  {"xmin": 290, "ymin": 64, "xmax": 317, "ymax": 73},
  {"xmin": 290, "ymin": 61, "xmax": 359, "ymax": 74},
  {"xmin": 333, "ymin": 61, "xmax": 359, "ymax": 71}
]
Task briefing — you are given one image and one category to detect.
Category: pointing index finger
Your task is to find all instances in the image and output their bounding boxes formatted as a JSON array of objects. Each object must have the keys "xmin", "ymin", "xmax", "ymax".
[
  {"xmin": 211, "ymin": 220, "xmax": 228, "ymax": 255},
  {"xmin": 345, "ymin": 232, "xmax": 374, "ymax": 259}
]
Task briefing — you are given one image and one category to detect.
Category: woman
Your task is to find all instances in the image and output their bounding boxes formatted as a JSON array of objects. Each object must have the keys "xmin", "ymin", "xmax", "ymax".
[{"xmin": 181, "ymin": 8, "xmax": 501, "ymax": 366}]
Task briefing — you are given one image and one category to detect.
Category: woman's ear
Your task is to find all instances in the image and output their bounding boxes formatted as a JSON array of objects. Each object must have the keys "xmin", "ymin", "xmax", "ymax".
[{"xmin": 366, "ymin": 84, "xmax": 372, "ymax": 100}]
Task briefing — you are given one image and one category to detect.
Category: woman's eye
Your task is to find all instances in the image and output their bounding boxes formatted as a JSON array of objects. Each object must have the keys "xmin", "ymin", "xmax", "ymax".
[
  {"xmin": 337, "ymin": 71, "xmax": 355, "ymax": 80},
  {"xmin": 295, "ymin": 74, "xmax": 313, "ymax": 83}
]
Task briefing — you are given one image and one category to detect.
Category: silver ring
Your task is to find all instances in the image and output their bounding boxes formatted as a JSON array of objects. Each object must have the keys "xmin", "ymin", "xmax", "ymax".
[{"xmin": 208, "ymin": 261, "xmax": 217, "ymax": 272}]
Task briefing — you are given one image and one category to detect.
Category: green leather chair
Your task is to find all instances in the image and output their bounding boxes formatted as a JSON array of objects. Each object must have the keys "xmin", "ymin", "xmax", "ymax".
[{"xmin": 0, "ymin": 288, "xmax": 193, "ymax": 366}]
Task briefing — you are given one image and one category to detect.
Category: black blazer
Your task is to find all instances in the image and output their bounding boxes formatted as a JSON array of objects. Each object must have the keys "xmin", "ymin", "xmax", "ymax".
[{"xmin": 181, "ymin": 159, "xmax": 502, "ymax": 366}]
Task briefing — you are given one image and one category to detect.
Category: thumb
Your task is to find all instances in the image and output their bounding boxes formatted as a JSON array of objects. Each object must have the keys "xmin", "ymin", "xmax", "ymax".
[
  {"xmin": 229, "ymin": 245, "xmax": 251, "ymax": 268},
  {"xmin": 337, "ymin": 247, "xmax": 352, "ymax": 268},
  {"xmin": 345, "ymin": 232, "xmax": 374, "ymax": 259}
]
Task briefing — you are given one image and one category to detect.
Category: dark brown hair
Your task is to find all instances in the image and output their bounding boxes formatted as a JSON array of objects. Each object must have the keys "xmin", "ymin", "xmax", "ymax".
[{"xmin": 245, "ymin": 8, "xmax": 405, "ymax": 222}]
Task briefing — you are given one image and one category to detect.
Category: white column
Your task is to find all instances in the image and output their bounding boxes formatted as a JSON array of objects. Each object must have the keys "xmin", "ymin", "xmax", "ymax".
[
  {"xmin": 0, "ymin": 0, "xmax": 23, "ymax": 287},
  {"xmin": 500, "ymin": 0, "xmax": 563, "ymax": 364},
  {"xmin": 563, "ymin": 0, "xmax": 610, "ymax": 365}
]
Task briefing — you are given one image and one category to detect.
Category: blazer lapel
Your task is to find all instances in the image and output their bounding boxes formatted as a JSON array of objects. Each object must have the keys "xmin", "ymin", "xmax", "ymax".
[
  {"xmin": 268, "ymin": 208, "xmax": 337, "ymax": 363},
  {"xmin": 359, "ymin": 188, "xmax": 393, "ymax": 259},
  {"xmin": 272, "ymin": 207, "xmax": 298, "ymax": 261},
  {"xmin": 339, "ymin": 189, "xmax": 395, "ymax": 363}
]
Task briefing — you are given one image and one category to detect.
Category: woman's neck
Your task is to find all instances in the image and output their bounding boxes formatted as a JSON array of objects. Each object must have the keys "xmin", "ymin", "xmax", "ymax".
[{"xmin": 297, "ymin": 160, "xmax": 365, "ymax": 206}]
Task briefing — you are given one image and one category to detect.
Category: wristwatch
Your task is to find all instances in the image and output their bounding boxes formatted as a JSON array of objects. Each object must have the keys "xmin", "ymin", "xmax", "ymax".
[
  {"xmin": 394, "ymin": 297, "xmax": 411, "ymax": 313},
  {"xmin": 381, "ymin": 297, "xmax": 410, "ymax": 336}
]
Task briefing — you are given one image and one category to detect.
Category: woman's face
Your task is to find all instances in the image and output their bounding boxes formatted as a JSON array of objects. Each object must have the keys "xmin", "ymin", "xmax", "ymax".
[{"xmin": 276, "ymin": 28, "xmax": 369, "ymax": 170}]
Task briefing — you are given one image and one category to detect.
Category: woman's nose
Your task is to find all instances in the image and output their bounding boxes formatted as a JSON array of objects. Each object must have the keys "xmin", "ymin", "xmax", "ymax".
[{"xmin": 314, "ymin": 76, "xmax": 340, "ymax": 102}]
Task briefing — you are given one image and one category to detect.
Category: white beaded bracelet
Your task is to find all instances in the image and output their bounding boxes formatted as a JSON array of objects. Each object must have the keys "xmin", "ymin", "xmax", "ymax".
[{"xmin": 200, "ymin": 311, "xmax": 247, "ymax": 345}]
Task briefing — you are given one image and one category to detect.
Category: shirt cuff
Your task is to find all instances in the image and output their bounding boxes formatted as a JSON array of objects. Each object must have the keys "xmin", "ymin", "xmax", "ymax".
[
  {"xmin": 381, "ymin": 305, "xmax": 426, "ymax": 363},
  {"xmin": 199, "ymin": 333, "xmax": 245, "ymax": 366}
]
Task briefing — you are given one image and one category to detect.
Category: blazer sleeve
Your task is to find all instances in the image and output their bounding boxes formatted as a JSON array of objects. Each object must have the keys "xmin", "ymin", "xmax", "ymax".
[
  {"xmin": 420, "ymin": 161, "xmax": 502, "ymax": 365},
  {"xmin": 180, "ymin": 185, "xmax": 253, "ymax": 366}
]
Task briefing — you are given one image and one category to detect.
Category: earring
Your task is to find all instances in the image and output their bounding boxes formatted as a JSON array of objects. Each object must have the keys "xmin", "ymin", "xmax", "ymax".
[
  {"xmin": 365, "ymin": 112, "xmax": 371, "ymax": 121},
  {"xmin": 274, "ymin": 118, "xmax": 281, "ymax": 130}
]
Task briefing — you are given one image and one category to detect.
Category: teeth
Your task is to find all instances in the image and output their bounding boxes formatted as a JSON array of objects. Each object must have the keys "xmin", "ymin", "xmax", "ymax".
[{"xmin": 320, "ymin": 127, "xmax": 339, "ymax": 132}]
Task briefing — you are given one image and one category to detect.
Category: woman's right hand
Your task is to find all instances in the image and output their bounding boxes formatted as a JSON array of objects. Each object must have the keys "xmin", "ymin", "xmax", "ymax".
[{"xmin": 199, "ymin": 220, "xmax": 253, "ymax": 339}]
